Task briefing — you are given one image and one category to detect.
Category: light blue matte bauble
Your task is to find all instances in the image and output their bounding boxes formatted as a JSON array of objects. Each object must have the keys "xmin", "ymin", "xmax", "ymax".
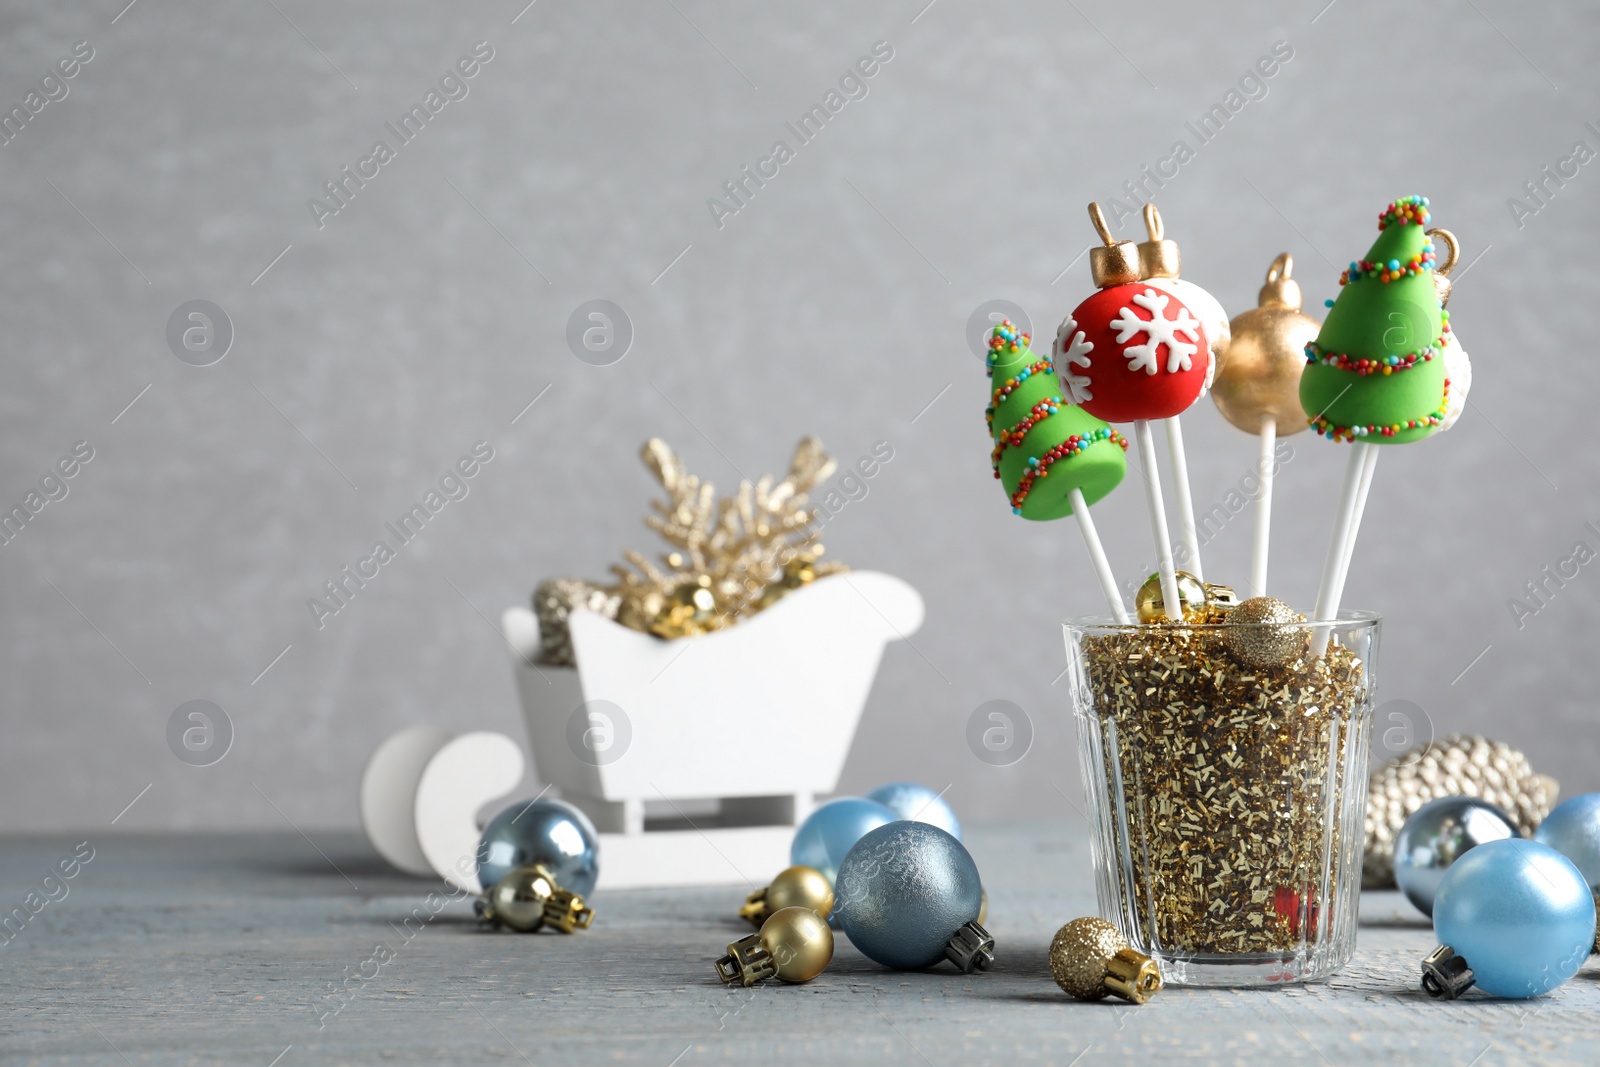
[
  {"xmin": 866, "ymin": 782, "xmax": 962, "ymax": 840},
  {"xmin": 1394, "ymin": 796, "xmax": 1519, "ymax": 917},
  {"xmin": 834, "ymin": 821, "xmax": 983, "ymax": 970},
  {"xmin": 790, "ymin": 797, "xmax": 897, "ymax": 885},
  {"xmin": 1534, "ymin": 792, "xmax": 1600, "ymax": 891},
  {"xmin": 476, "ymin": 798, "xmax": 599, "ymax": 897},
  {"xmin": 1433, "ymin": 839, "xmax": 1595, "ymax": 998}
]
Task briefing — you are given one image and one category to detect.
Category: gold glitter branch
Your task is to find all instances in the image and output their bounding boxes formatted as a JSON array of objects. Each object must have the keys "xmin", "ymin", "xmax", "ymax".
[{"xmin": 606, "ymin": 437, "xmax": 846, "ymax": 638}]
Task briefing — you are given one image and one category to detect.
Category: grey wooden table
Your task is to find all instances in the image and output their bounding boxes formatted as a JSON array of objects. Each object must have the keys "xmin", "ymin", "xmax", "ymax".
[{"xmin": 2, "ymin": 820, "xmax": 1593, "ymax": 1065}]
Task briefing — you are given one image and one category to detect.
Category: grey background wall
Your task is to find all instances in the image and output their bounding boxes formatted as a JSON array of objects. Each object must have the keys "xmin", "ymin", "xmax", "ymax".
[{"xmin": 3, "ymin": 0, "xmax": 1596, "ymax": 832}]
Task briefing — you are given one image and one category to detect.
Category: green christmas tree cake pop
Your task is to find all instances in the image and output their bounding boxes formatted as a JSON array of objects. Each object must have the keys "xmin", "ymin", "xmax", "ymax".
[
  {"xmin": 1299, "ymin": 196, "xmax": 1451, "ymax": 443},
  {"xmin": 986, "ymin": 320, "xmax": 1127, "ymax": 519}
]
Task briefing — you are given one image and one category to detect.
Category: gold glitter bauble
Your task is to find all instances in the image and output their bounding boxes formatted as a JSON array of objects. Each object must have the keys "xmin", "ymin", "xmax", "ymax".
[
  {"xmin": 1364, "ymin": 734, "xmax": 1559, "ymax": 888},
  {"xmin": 1223, "ymin": 597, "xmax": 1304, "ymax": 667},
  {"xmin": 1212, "ymin": 253, "xmax": 1320, "ymax": 436},
  {"xmin": 1135, "ymin": 570, "xmax": 1207, "ymax": 624},
  {"xmin": 1049, "ymin": 917, "xmax": 1126, "ymax": 1000}
]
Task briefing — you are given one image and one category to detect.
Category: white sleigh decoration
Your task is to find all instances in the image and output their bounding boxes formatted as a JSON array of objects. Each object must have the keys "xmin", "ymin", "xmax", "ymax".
[{"xmin": 501, "ymin": 571, "xmax": 923, "ymax": 889}]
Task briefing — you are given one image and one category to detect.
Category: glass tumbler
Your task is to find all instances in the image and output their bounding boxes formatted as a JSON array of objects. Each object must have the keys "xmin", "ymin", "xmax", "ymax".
[{"xmin": 1065, "ymin": 611, "xmax": 1379, "ymax": 987}]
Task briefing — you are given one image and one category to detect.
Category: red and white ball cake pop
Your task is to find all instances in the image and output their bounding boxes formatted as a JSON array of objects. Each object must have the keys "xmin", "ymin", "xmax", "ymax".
[{"xmin": 1058, "ymin": 282, "xmax": 1211, "ymax": 424}]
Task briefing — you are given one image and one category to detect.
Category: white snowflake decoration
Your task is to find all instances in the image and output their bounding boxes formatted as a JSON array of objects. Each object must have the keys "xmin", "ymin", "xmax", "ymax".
[
  {"xmin": 1052, "ymin": 315, "xmax": 1094, "ymax": 405},
  {"xmin": 1109, "ymin": 290, "xmax": 1201, "ymax": 376}
]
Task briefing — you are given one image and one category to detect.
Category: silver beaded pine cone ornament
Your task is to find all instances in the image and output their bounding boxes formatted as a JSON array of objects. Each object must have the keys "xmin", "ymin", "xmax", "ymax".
[
  {"xmin": 1364, "ymin": 734, "xmax": 1559, "ymax": 888},
  {"xmin": 532, "ymin": 579, "xmax": 621, "ymax": 666}
]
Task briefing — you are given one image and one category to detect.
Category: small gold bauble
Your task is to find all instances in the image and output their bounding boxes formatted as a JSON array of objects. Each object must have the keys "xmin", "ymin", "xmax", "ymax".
[
  {"xmin": 1049, "ymin": 917, "xmax": 1126, "ymax": 1000},
  {"xmin": 759, "ymin": 551, "xmax": 822, "ymax": 609},
  {"xmin": 762, "ymin": 906, "xmax": 834, "ymax": 983},
  {"xmin": 1135, "ymin": 570, "xmax": 1208, "ymax": 624},
  {"xmin": 1223, "ymin": 596, "xmax": 1304, "ymax": 666},
  {"xmin": 765, "ymin": 865, "xmax": 834, "ymax": 922},
  {"xmin": 648, "ymin": 575, "xmax": 725, "ymax": 639},
  {"xmin": 617, "ymin": 588, "xmax": 667, "ymax": 634},
  {"xmin": 1049, "ymin": 917, "xmax": 1163, "ymax": 1004},
  {"xmin": 1212, "ymin": 253, "xmax": 1321, "ymax": 436},
  {"xmin": 978, "ymin": 887, "xmax": 988, "ymax": 927},
  {"xmin": 485, "ymin": 865, "xmax": 559, "ymax": 933},
  {"xmin": 1202, "ymin": 582, "xmax": 1239, "ymax": 622}
]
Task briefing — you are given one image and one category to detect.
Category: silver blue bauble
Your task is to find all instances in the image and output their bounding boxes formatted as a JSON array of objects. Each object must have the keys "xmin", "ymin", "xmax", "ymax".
[
  {"xmin": 1434, "ymin": 839, "xmax": 1595, "ymax": 998},
  {"xmin": 1394, "ymin": 796, "xmax": 1519, "ymax": 916},
  {"xmin": 790, "ymin": 797, "xmax": 896, "ymax": 885},
  {"xmin": 866, "ymin": 782, "xmax": 962, "ymax": 840},
  {"xmin": 477, "ymin": 798, "xmax": 599, "ymax": 897},
  {"xmin": 1534, "ymin": 792, "xmax": 1600, "ymax": 891},
  {"xmin": 834, "ymin": 821, "xmax": 982, "ymax": 970}
]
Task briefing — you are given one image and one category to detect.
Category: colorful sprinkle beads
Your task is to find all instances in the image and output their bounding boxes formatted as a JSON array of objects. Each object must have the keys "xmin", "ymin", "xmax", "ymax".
[
  {"xmin": 984, "ymin": 361, "xmax": 1053, "ymax": 437},
  {"xmin": 991, "ymin": 397, "xmax": 1064, "ymax": 467},
  {"xmin": 1379, "ymin": 195, "xmax": 1430, "ymax": 230},
  {"xmin": 1305, "ymin": 331, "xmax": 1448, "ymax": 376},
  {"xmin": 1001, "ymin": 427, "xmax": 1128, "ymax": 514},
  {"xmin": 989, "ymin": 360, "xmax": 1052, "ymax": 406},
  {"xmin": 1338, "ymin": 241, "xmax": 1436, "ymax": 286},
  {"xmin": 986, "ymin": 320, "xmax": 1031, "ymax": 370},
  {"xmin": 1308, "ymin": 380, "xmax": 1451, "ymax": 443}
]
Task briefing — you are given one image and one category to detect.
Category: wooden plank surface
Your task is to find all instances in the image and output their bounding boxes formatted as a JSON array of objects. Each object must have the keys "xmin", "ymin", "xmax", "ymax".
[{"xmin": 1, "ymin": 822, "xmax": 1593, "ymax": 1065}]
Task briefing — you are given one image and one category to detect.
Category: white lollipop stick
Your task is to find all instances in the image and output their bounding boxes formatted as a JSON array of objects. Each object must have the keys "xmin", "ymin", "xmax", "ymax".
[
  {"xmin": 1133, "ymin": 419, "xmax": 1183, "ymax": 622},
  {"xmin": 1069, "ymin": 486, "xmax": 1130, "ymax": 624},
  {"xmin": 1250, "ymin": 415, "xmax": 1276, "ymax": 598},
  {"xmin": 1163, "ymin": 415, "xmax": 1203, "ymax": 582},
  {"xmin": 1331, "ymin": 442, "xmax": 1380, "ymax": 609},
  {"xmin": 1312, "ymin": 442, "xmax": 1376, "ymax": 654}
]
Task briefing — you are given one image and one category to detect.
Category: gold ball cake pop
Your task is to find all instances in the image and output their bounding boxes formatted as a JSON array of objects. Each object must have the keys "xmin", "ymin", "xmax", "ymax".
[{"xmin": 1212, "ymin": 253, "xmax": 1320, "ymax": 435}]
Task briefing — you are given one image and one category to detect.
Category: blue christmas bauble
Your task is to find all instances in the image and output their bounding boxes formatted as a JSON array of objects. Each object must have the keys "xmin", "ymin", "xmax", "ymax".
[
  {"xmin": 1394, "ymin": 796, "xmax": 1519, "ymax": 917},
  {"xmin": 866, "ymin": 782, "xmax": 962, "ymax": 840},
  {"xmin": 1534, "ymin": 792, "xmax": 1600, "ymax": 891},
  {"xmin": 790, "ymin": 797, "xmax": 897, "ymax": 885},
  {"xmin": 834, "ymin": 821, "xmax": 982, "ymax": 970},
  {"xmin": 477, "ymin": 798, "xmax": 599, "ymax": 897},
  {"xmin": 1433, "ymin": 839, "xmax": 1595, "ymax": 998}
]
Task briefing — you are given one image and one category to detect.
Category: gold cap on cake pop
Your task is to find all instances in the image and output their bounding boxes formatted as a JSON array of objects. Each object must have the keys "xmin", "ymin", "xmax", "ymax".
[
  {"xmin": 1426, "ymin": 228, "xmax": 1459, "ymax": 308},
  {"xmin": 1136, "ymin": 203, "xmax": 1181, "ymax": 280},
  {"xmin": 1087, "ymin": 202, "xmax": 1140, "ymax": 289},
  {"xmin": 1257, "ymin": 252, "xmax": 1303, "ymax": 309}
]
